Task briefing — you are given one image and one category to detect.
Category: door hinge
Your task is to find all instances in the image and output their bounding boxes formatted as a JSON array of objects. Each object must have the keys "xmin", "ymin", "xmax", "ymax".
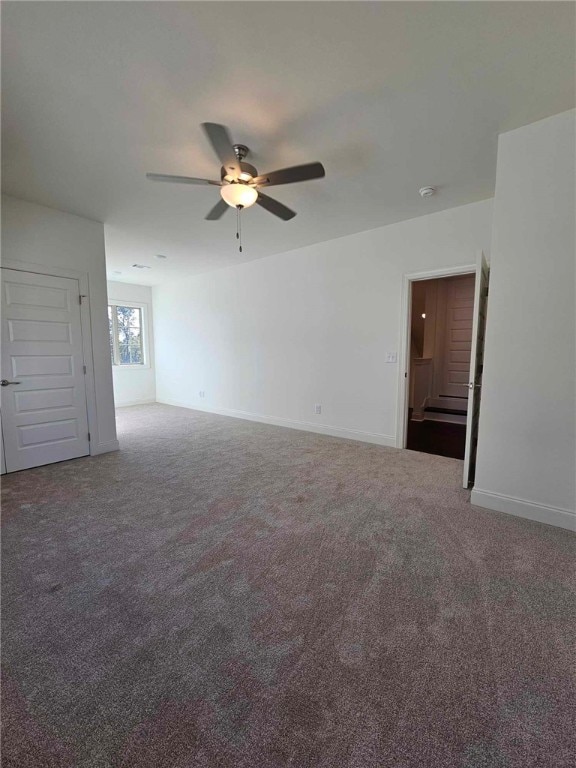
[
  {"xmin": 87, "ymin": 432, "xmax": 91, "ymax": 442},
  {"xmin": 79, "ymin": 294, "xmax": 87, "ymax": 304},
  {"xmin": 83, "ymin": 365, "xmax": 87, "ymax": 374}
]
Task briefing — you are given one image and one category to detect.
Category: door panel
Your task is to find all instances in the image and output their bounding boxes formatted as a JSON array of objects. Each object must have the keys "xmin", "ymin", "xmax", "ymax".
[
  {"xmin": 1, "ymin": 269, "xmax": 90, "ymax": 472},
  {"xmin": 463, "ymin": 253, "xmax": 490, "ymax": 488},
  {"xmin": 440, "ymin": 275, "xmax": 475, "ymax": 398},
  {"xmin": 15, "ymin": 387, "xmax": 76, "ymax": 412},
  {"xmin": 4, "ymin": 281, "xmax": 70, "ymax": 309},
  {"xmin": 19, "ymin": 418, "xmax": 78, "ymax": 447},
  {"xmin": 13, "ymin": 355, "xmax": 74, "ymax": 377},
  {"xmin": 9, "ymin": 319, "xmax": 72, "ymax": 343}
]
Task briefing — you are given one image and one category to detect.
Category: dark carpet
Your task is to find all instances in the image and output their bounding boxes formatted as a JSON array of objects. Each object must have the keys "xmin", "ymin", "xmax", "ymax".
[{"xmin": 2, "ymin": 404, "xmax": 575, "ymax": 767}]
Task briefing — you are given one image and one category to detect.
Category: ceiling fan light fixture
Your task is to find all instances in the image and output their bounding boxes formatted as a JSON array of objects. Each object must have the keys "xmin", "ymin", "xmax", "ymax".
[{"xmin": 220, "ymin": 183, "xmax": 258, "ymax": 209}]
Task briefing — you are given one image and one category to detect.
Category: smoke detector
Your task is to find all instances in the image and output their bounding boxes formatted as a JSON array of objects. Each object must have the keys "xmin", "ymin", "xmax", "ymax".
[{"xmin": 419, "ymin": 186, "xmax": 436, "ymax": 198}]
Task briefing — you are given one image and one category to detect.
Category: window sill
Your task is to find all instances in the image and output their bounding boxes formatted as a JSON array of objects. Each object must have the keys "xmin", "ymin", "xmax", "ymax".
[{"xmin": 112, "ymin": 364, "xmax": 151, "ymax": 370}]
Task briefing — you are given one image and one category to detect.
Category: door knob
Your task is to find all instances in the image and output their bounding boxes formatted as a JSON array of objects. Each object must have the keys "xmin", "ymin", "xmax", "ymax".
[
  {"xmin": 1, "ymin": 379, "xmax": 21, "ymax": 386},
  {"xmin": 468, "ymin": 382, "xmax": 481, "ymax": 390}
]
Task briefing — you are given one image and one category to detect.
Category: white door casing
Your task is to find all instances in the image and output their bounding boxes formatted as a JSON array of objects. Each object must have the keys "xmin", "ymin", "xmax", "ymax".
[
  {"xmin": 1, "ymin": 269, "xmax": 90, "ymax": 472},
  {"xmin": 462, "ymin": 251, "xmax": 490, "ymax": 488}
]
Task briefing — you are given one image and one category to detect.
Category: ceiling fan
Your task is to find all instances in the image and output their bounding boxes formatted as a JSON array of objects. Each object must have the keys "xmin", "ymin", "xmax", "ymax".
[{"xmin": 146, "ymin": 123, "xmax": 326, "ymax": 223}]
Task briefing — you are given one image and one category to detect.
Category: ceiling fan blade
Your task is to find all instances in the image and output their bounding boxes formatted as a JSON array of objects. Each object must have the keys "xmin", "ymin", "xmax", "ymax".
[
  {"xmin": 252, "ymin": 162, "xmax": 325, "ymax": 187},
  {"xmin": 205, "ymin": 198, "xmax": 230, "ymax": 221},
  {"xmin": 201, "ymin": 123, "xmax": 241, "ymax": 178},
  {"xmin": 256, "ymin": 192, "xmax": 296, "ymax": 221},
  {"xmin": 146, "ymin": 173, "xmax": 221, "ymax": 186}
]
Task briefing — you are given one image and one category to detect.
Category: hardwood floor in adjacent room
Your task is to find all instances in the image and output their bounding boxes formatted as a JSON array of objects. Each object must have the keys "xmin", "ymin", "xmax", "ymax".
[{"xmin": 406, "ymin": 410, "xmax": 466, "ymax": 460}]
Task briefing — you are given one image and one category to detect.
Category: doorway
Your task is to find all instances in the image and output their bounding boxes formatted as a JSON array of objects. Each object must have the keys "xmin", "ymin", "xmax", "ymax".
[
  {"xmin": 397, "ymin": 253, "xmax": 489, "ymax": 488},
  {"xmin": 406, "ymin": 273, "xmax": 474, "ymax": 460}
]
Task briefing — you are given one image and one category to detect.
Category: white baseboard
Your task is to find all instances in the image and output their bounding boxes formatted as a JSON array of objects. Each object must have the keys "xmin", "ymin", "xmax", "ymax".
[
  {"xmin": 156, "ymin": 398, "xmax": 396, "ymax": 448},
  {"xmin": 471, "ymin": 488, "xmax": 576, "ymax": 532},
  {"xmin": 91, "ymin": 439, "xmax": 120, "ymax": 456},
  {"xmin": 115, "ymin": 398, "xmax": 156, "ymax": 408}
]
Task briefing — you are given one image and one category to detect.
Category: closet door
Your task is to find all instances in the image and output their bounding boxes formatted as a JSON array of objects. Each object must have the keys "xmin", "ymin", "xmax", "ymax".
[{"xmin": 1, "ymin": 269, "xmax": 90, "ymax": 472}]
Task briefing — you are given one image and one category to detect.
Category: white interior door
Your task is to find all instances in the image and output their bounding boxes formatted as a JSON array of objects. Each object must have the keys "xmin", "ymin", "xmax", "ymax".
[
  {"xmin": 440, "ymin": 275, "xmax": 475, "ymax": 398},
  {"xmin": 463, "ymin": 252, "xmax": 490, "ymax": 488},
  {"xmin": 1, "ymin": 269, "xmax": 90, "ymax": 472}
]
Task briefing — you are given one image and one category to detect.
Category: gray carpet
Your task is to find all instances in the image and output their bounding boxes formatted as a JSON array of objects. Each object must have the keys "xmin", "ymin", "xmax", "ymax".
[{"xmin": 2, "ymin": 403, "xmax": 575, "ymax": 767}]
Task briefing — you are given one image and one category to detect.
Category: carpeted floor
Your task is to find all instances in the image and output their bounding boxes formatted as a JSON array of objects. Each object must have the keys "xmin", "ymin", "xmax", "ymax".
[{"xmin": 2, "ymin": 403, "xmax": 575, "ymax": 768}]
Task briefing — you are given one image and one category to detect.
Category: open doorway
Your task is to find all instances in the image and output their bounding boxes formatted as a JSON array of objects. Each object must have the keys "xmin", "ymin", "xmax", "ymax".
[
  {"xmin": 398, "ymin": 253, "xmax": 489, "ymax": 487},
  {"xmin": 406, "ymin": 274, "xmax": 474, "ymax": 460}
]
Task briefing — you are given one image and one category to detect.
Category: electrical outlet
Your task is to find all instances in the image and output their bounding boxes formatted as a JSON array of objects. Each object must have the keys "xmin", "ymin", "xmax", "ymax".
[
  {"xmin": 199, "ymin": 390, "xmax": 205, "ymax": 398},
  {"xmin": 314, "ymin": 404, "xmax": 322, "ymax": 415},
  {"xmin": 386, "ymin": 352, "xmax": 397, "ymax": 363}
]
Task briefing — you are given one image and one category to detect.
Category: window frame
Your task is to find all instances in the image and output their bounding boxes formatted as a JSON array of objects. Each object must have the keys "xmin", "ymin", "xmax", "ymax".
[{"xmin": 108, "ymin": 300, "xmax": 150, "ymax": 369}]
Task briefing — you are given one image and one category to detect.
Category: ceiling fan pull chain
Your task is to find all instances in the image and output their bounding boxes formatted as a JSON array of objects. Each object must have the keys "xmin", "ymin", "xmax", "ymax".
[{"xmin": 237, "ymin": 205, "xmax": 243, "ymax": 253}]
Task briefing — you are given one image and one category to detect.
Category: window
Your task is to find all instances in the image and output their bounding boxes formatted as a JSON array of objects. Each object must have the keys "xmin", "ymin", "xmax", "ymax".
[{"xmin": 108, "ymin": 304, "xmax": 146, "ymax": 366}]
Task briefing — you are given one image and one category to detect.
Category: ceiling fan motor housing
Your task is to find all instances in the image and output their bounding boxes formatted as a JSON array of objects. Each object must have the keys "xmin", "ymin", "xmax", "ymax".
[
  {"xmin": 233, "ymin": 144, "xmax": 249, "ymax": 160},
  {"xmin": 221, "ymin": 160, "xmax": 258, "ymax": 182}
]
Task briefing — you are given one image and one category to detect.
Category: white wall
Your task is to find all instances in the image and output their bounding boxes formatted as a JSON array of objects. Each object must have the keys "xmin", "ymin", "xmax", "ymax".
[
  {"xmin": 1, "ymin": 195, "xmax": 118, "ymax": 454},
  {"xmin": 107, "ymin": 281, "xmax": 156, "ymax": 406},
  {"xmin": 473, "ymin": 110, "xmax": 576, "ymax": 530},
  {"xmin": 154, "ymin": 199, "xmax": 492, "ymax": 445}
]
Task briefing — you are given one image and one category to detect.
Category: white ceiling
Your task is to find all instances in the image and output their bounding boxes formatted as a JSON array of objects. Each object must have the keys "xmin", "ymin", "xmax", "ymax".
[{"xmin": 2, "ymin": 1, "xmax": 574, "ymax": 286}]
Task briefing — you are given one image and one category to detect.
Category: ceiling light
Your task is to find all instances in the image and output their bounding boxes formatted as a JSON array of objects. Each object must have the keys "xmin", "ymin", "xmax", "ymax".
[
  {"xmin": 220, "ymin": 183, "xmax": 258, "ymax": 209},
  {"xmin": 419, "ymin": 186, "xmax": 436, "ymax": 198}
]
